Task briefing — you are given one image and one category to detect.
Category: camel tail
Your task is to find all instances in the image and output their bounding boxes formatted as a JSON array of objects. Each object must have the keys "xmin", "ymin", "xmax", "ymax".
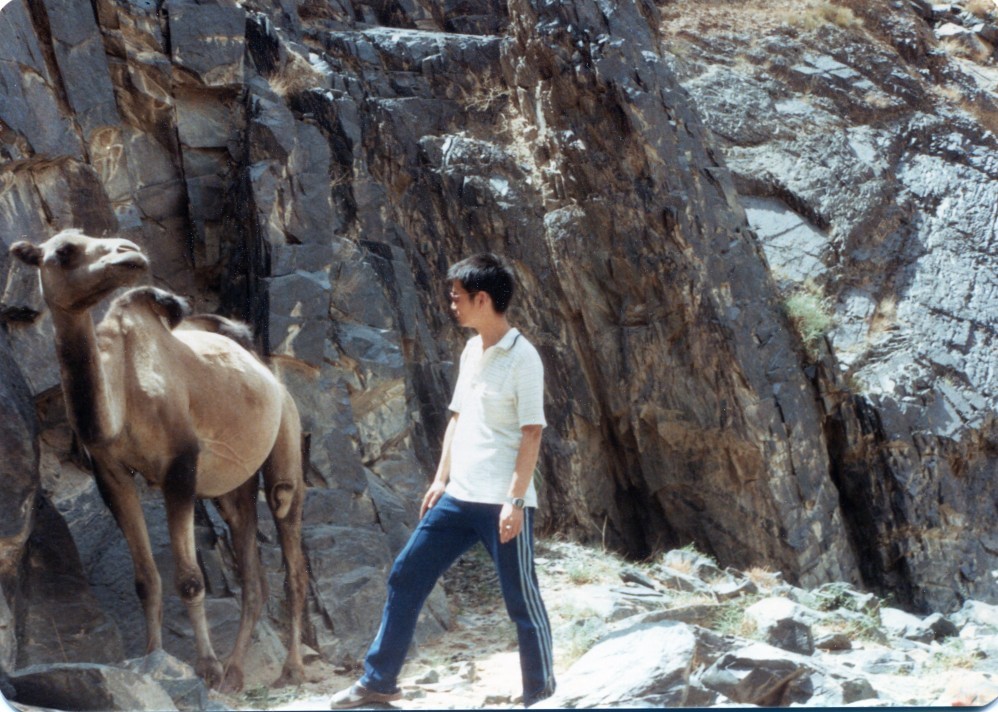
[{"xmin": 179, "ymin": 314, "xmax": 258, "ymax": 354}]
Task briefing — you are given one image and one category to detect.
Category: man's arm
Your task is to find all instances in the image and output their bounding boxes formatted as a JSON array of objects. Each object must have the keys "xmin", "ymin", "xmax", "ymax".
[
  {"xmin": 421, "ymin": 413, "xmax": 459, "ymax": 518},
  {"xmin": 498, "ymin": 424, "xmax": 543, "ymax": 543}
]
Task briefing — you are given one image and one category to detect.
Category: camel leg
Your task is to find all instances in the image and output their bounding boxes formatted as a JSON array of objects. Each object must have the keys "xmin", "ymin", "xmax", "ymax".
[
  {"xmin": 212, "ymin": 476, "xmax": 265, "ymax": 693},
  {"xmin": 162, "ymin": 445, "xmax": 224, "ymax": 688},
  {"xmin": 264, "ymin": 389, "xmax": 308, "ymax": 688},
  {"xmin": 92, "ymin": 456, "xmax": 164, "ymax": 653}
]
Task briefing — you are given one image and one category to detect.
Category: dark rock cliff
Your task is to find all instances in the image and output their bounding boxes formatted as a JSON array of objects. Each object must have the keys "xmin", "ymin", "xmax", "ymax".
[
  {"xmin": 658, "ymin": 0, "xmax": 997, "ymax": 612},
  {"xmin": 0, "ymin": 0, "xmax": 993, "ymax": 680}
]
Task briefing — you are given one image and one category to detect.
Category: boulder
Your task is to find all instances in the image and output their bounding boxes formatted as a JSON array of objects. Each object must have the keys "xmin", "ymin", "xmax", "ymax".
[
  {"xmin": 880, "ymin": 607, "xmax": 934, "ymax": 643},
  {"xmin": 922, "ymin": 611, "xmax": 959, "ymax": 640},
  {"xmin": 745, "ymin": 597, "xmax": 816, "ymax": 655},
  {"xmin": 16, "ymin": 496, "xmax": 124, "ymax": 668},
  {"xmin": 699, "ymin": 642, "xmax": 814, "ymax": 705},
  {"xmin": 814, "ymin": 632, "xmax": 852, "ymax": 651},
  {"xmin": 953, "ymin": 600, "xmax": 998, "ymax": 630},
  {"xmin": 545, "ymin": 620, "xmax": 702, "ymax": 708},
  {"xmin": 121, "ymin": 650, "xmax": 211, "ymax": 712},
  {"xmin": 10, "ymin": 663, "xmax": 177, "ymax": 711},
  {"xmin": 712, "ymin": 578, "xmax": 759, "ymax": 601}
]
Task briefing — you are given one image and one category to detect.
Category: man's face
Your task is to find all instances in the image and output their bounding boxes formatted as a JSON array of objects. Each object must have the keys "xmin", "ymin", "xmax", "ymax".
[{"xmin": 449, "ymin": 280, "xmax": 482, "ymax": 327}]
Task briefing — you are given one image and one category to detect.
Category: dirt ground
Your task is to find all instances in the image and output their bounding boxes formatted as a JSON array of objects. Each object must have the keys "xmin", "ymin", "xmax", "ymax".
[{"xmin": 216, "ymin": 539, "xmax": 604, "ymax": 711}]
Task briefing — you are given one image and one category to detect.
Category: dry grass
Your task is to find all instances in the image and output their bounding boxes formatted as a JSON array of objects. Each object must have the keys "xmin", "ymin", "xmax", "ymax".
[
  {"xmin": 868, "ymin": 294, "xmax": 897, "ymax": 337},
  {"xmin": 270, "ymin": 51, "xmax": 326, "ymax": 98},
  {"xmin": 784, "ymin": 1, "xmax": 863, "ymax": 31},
  {"xmin": 930, "ymin": 79, "xmax": 998, "ymax": 135},
  {"xmin": 459, "ymin": 84, "xmax": 511, "ymax": 114},
  {"xmin": 745, "ymin": 566, "xmax": 781, "ymax": 592},
  {"xmin": 965, "ymin": 0, "xmax": 997, "ymax": 19},
  {"xmin": 925, "ymin": 639, "xmax": 986, "ymax": 672},
  {"xmin": 661, "ymin": 0, "xmax": 865, "ymax": 37},
  {"xmin": 941, "ymin": 35, "xmax": 995, "ymax": 64}
]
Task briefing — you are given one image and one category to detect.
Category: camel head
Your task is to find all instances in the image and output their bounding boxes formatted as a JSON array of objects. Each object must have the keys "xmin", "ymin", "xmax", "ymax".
[{"xmin": 9, "ymin": 229, "xmax": 149, "ymax": 313}]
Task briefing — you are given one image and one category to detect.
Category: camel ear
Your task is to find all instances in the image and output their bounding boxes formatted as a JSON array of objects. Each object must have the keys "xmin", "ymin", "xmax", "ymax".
[{"xmin": 9, "ymin": 241, "xmax": 42, "ymax": 267}]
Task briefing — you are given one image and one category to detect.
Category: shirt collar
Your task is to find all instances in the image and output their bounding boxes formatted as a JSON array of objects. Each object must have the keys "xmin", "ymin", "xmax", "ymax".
[{"xmin": 496, "ymin": 327, "xmax": 521, "ymax": 351}]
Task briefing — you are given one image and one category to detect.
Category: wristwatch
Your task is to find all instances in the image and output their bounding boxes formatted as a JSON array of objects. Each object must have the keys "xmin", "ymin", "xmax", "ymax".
[{"xmin": 509, "ymin": 497, "xmax": 526, "ymax": 509}]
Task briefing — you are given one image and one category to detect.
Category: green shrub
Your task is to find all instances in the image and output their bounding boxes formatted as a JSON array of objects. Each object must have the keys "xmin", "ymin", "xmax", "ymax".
[{"xmin": 784, "ymin": 283, "xmax": 835, "ymax": 358}]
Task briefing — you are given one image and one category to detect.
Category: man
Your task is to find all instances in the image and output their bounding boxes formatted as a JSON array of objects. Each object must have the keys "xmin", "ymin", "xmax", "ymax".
[{"xmin": 329, "ymin": 253, "xmax": 556, "ymax": 709}]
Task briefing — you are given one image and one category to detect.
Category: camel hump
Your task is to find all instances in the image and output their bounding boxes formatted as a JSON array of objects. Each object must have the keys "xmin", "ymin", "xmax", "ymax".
[
  {"xmin": 115, "ymin": 287, "xmax": 191, "ymax": 328},
  {"xmin": 179, "ymin": 314, "xmax": 257, "ymax": 353}
]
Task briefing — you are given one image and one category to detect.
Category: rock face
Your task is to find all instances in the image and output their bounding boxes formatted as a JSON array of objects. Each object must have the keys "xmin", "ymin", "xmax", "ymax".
[
  {"xmin": 0, "ymin": 0, "xmax": 995, "ymax": 693},
  {"xmin": 659, "ymin": 0, "xmax": 998, "ymax": 612}
]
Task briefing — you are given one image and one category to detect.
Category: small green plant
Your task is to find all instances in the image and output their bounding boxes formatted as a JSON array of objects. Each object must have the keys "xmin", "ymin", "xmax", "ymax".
[
  {"xmin": 561, "ymin": 616, "xmax": 606, "ymax": 664},
  {"xmin": 240, "ymin": 684, "xmax": 304, "ymax": 709},
  {"xmin": 820, "ymin": 612, "xmax": 885, "ymax": 643},
  {"xmin": 709, "ymin": 598, "xmax": 761, "ymax": 639},
  {"xmin": 566, "ymin": 560, "xmax": 597, "ymax": 585},
  {"xmin": 925, "ymin": 638, "xmax": 984, "ymax": 672},
  {"xmin": 808, "ymin": 581, "xmax": 855, "ymax": 611},
  {"xmin": 784, "ymin": 281, "xmax": 835, "ymax": 358}
]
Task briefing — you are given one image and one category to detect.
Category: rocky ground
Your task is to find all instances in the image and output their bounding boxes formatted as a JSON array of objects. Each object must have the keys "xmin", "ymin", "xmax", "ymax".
[{"xmin": 207, "ymin": 539, "xmax": 998, "ymax": 710}]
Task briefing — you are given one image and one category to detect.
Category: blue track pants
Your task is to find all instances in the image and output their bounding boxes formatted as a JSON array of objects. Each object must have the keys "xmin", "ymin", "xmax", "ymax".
[{"xmin": 359, "ymin": 493, "xmax": 556, "ymax": 706}]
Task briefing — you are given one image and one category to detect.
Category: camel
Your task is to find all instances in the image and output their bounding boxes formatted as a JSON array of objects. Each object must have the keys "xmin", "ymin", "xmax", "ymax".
[{"xmin": 9, "ymin": 229, "xmax": 308, "ymax": 692}]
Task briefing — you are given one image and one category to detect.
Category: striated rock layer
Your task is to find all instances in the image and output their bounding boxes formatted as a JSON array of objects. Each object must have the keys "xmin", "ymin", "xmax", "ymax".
[{"xmin": 0, "ymin": 0, "xmax": 993, "ymax": 680}]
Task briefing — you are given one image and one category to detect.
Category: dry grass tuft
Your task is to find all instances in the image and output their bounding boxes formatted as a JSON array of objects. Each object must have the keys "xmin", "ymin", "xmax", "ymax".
[
  {"xmin": 270, "ymin": 51, "xmax": 326, "ymax": 98},
  {"xmin": 939, "ymin": 35, "xmax": 995, "ymax": 65},
  {"xmin": 745, "ymin": 566, "xmax": 781, "ymax": 592},
  {"xmin": 965, "ymin": 0, "xmax": 997, "ymax": 19},
  {"xmin": 780, "ymin": 1, "xmax": 863, "ymax": 31}
]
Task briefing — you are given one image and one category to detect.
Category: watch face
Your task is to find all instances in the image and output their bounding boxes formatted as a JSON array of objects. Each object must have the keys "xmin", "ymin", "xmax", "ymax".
[{"xmin": 512, "ymin": 497, "xmax": 525, "ymax": 508}]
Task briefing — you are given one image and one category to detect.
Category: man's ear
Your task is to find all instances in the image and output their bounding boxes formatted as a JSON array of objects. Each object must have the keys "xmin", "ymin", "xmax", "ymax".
[{"xmin": 9, "ymin": 241, "xmax": 42, "ymax": 267}]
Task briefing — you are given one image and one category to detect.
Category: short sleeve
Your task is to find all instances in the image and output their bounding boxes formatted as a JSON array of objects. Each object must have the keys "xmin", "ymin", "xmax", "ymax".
[
  {"xmin": 448, "ymin": 341, "xmax": 473, "ymax": 414},
  {"xmin": 514, "ymin": 345, "xmax": 546, "ymax": 428}
]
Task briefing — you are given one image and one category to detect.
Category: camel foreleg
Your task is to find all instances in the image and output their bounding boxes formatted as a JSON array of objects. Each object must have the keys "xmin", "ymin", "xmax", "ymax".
[
  {"xmin": 264, "ymin": 389, "xmax": 309, "ymax": 688},
  {"xmin": 163, "ymin": 445, "xmax": 223, "ymax": 689},
  {"xmin": 213, "ymin": 476, "xmax": 266, "ymax": 693},
  {"xmin": 92, "ymin": 457, "xmax": 164, "ymax": 653}
]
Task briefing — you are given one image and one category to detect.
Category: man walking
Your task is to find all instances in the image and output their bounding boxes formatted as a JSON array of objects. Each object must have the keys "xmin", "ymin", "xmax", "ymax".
[{"xmin": 329, "ymin": 253, "xmax": 556, "ymax": 708}]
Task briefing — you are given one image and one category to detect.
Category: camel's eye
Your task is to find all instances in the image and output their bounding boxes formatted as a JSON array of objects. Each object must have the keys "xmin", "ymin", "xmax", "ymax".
[{"xmin": 54, "ymin": 243, "xmax": 79, "ymax": 267}]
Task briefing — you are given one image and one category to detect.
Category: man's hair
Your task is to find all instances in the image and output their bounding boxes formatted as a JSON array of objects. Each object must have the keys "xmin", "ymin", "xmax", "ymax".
[{"xmin": 447, "ymin": 253, "xmax": 515, "ymax": 313}]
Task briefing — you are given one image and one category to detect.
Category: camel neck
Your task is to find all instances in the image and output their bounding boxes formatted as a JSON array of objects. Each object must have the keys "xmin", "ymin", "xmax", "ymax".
[{"xmin": 50, "ymin": 308, "xmax": 118, "ymax": 446}]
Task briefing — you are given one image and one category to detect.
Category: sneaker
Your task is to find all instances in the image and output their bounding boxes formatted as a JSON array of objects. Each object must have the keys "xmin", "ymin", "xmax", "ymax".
[{"xmin": 329, "ymin": 682, "xmax": 403, "ymax": 709}]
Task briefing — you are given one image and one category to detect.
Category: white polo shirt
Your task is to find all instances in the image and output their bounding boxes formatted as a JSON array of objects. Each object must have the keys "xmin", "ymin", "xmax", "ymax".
[{"xmin": 447, "ymin": 328, "xmax": 546, "ymax": 507}]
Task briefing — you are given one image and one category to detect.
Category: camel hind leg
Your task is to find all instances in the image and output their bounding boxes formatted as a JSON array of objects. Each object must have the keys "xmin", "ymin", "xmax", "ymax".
[
  {"xmin": 213, "ymin": 475, "xmax": 267, "ymax": 694},
  {"xmin": 263, "ymin": 387, "xmax": 308, "ymax": 688}
]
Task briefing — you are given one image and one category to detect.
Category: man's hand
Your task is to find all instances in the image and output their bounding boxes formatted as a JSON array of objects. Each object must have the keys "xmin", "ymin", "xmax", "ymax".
[
  {"xmin": 499, "ymin": 503, "xmax": 525, "ymax": 544},
  {"xmin": 420, "ymin": 480, "xmax": 447, "ymax": 519}
]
